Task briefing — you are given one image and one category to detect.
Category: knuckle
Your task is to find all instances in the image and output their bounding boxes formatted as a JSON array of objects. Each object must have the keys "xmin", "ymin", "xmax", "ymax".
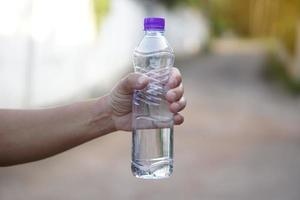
[
  {"xmin": 171, "ymin": 83, "xmax": 183, "ymax": 93},
  {"xmin": 127, "ymin": 72, "xmax": 136, "ymax": 80},
  {"xmin": 182, "ymin": 97, "xmax": 187, "ymax": 106},
  {"xmin": 119, "ymin": 73, "xmax": 138, "ymax": 93},
  {"xmin": 170, "ymin": 68, "xmax": 182, "ymax": 87},
  {"xmin": 173, "ymin": 67, "xmax": 181, "ymax": 75},
  {"xmin": 127, "ymin": 73, "xmax": 138, "ymax": 85},
  {"xmin": 180, "ymin": 99, "xmax": 186, "ymax": 106},
  {"xmin": 179, "ymin": 83, "xmax": 184, "ymax": 92},
  {"xmin": 181, "ymin": 116, "xmax": 184, "ymax": 123},
  {"xmin": 122, "ymin": 74, "xmax": 131, "ymax": 84}
]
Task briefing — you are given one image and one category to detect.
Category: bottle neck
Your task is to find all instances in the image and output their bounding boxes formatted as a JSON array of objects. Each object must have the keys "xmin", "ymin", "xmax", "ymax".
[{"xmin": 144, "ymin": 30, "xmax": 165, "ymax": 36}]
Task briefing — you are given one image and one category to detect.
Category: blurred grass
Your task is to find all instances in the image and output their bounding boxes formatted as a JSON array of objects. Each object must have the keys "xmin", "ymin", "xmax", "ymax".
[{"xmin": 92, "ymin": 0, "xmax": 109, "ymax": 30}]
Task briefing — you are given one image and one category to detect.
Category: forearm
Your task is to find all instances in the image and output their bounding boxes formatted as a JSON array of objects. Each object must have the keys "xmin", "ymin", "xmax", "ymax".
[{"xmin": 0, "ymin": 95, "xmax": 116, "ymax": 166}]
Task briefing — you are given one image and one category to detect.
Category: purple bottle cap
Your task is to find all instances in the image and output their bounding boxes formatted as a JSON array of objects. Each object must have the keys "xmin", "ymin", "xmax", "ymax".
[{"xmin": 144, "ymin": 17, "xmax": 165, "ymax": 31}]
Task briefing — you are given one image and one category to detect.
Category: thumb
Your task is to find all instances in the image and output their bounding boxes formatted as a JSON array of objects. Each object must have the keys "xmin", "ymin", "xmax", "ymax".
[{"xmin": 118, "ymin": 73, "xmax": 149, "ymax": 94}]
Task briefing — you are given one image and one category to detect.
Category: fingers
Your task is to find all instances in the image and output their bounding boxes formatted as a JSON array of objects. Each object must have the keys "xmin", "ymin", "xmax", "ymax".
[
  {"xmin": 118, "ymin": 73, "xmax": 149, "ymax": 95},
  {"xmin": 169, "ymin": 96, "xmax": 186, "ymax": 113},
  {"xmin": 165, "ymin": 68, "xmax": 186, "ymax": 126},
  {"xmin": 166, "ymin": 83, "xmax": 184, "ymax": 102},
  {"xmin": 166, "ymin": 67, "xmax": 182, "ymax": 89},
  {"xmin": 174, "ymin": 113, "xmax": 184, "ymax": 125}
]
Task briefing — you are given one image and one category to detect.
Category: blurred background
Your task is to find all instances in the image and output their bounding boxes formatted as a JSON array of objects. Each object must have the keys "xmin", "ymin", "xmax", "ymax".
[{"xmin": 0, "ymin": 0, "xmax": 300, "ymax": 199}]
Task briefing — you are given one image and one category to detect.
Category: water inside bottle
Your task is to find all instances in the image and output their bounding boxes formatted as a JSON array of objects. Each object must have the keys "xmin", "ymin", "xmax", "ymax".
[
  {"xmin": 132, "ymin": 31, "xmax": 175, "ymax": 179},
  {"xmin": 131, "ymin": 127, "xmax": 173, "ymax": 179}
]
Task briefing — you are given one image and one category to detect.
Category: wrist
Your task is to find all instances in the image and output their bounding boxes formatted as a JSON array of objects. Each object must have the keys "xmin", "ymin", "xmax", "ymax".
[{"xmin": 91, "ymin": 95, "xmax": 117, "ymax": 135}]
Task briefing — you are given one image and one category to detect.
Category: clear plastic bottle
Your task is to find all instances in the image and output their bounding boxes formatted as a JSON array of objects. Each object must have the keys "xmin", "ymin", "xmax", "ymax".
[{"xmin": 131, "ymin": 18, "xmax": 175, "ymax": 179}]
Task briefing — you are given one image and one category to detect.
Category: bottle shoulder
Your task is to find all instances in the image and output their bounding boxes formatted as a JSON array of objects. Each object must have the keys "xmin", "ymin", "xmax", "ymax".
[{"xmin": 135, "ymin": 35, "xmax": 174, "ymax": 54}]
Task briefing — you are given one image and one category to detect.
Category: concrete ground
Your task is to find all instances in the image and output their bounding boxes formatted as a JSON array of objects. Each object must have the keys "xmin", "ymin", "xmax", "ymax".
[{"xmin": 1, "ymin": 49, "xmax": 300, "ymax": 200}]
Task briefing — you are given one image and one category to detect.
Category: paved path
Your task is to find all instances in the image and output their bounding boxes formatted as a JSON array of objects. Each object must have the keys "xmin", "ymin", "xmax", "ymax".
[{"xmin": 1, "ymin": 51, "xmax": 300, "ymax": 200}]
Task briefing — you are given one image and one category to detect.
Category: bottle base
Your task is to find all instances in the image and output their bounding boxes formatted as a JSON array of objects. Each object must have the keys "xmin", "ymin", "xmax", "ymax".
[{"xmin": 131, "ymin": 159, "xmax": 173, "ymax": 179}]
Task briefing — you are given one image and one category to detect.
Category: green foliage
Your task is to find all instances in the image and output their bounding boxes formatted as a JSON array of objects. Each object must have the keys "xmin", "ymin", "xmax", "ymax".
[
  {"xmin": 264, "ymin": 55, "xmax": 300, "ymax": 95},
  {"xmin": 274, "ymin": 0, "xmax": 300, "ymax": 55},
  {"xmin": 159, "ymin": 0, "xmax": 203, "ymax": 8},
  {"xmin": 159, "ymin": 0, "xmax": 300, "ymax": 93},
  {"xmin": 159, "ymin": 0, "xmax": 178, "ymax": 7},
  {"xmin": 92, "ymin": 0, "xmax": 109, "ymax": 30},
  {"xmin": 208, "ymin": 0, "xmax": 233, "ymax": 36},
  {"xmin": 162, "ymin": 0, "xmax": 300, "ymax": 55},
  {"xmin": 210, "ymin": 0, "xmax": 300, "ymax": 54}
]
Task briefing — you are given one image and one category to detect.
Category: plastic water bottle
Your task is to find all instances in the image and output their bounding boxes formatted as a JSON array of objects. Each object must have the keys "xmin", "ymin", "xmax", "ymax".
[{"xmin": 131, "ymin": 17, "xmax": 175, "ymax": 179}]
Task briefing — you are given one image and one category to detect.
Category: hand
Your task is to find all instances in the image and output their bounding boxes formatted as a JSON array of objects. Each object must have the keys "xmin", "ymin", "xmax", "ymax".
[{"xmin": 108, "ymin": 67, "xmax": 186, "ymax": 131}]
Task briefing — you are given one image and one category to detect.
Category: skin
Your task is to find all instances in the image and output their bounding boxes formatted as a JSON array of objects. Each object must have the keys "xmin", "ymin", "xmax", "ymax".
[{"xmin": 0, "ymin": 68, "xmax": 186, "ymax": 166}]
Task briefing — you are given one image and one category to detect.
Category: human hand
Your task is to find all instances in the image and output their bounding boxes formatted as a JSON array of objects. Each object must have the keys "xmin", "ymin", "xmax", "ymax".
[{"xmin": 107, "ymin": 67, "xmax": 186, "ymax": 131}]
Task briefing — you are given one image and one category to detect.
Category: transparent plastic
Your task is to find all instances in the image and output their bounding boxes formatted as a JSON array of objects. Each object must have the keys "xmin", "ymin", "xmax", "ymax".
[{"xmin": 132, "ymin": 30, "xmax": 174, "ymax": 179}]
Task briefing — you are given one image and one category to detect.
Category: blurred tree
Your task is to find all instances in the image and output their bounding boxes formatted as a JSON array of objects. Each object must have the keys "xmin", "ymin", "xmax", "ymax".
[
  {"xmin": 210, "ymin": 0, "xmax": 300, "ymax": 87},
  {"xmin": 211, "ymin": 0, "xmax": 300, "ymax": 55},
  {"xmin": 160, "ymin": 0, "xmax": 300, "ymax": 55},
  {"xmin": 158, "ymin": 0, "xmax": 300, "ymax": 89},
  {"xmin": 159, "ymin": 0, "xmax": 212, "ymax": 11},
  {"xmin": 92, "ymin": 0, "xmax": 109, "ymax": 30}
]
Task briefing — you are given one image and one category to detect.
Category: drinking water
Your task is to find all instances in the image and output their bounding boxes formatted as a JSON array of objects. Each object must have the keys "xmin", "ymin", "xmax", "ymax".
[{"xmin": 132, "ymin": 18, "xmax": 175, "ymax": 179}]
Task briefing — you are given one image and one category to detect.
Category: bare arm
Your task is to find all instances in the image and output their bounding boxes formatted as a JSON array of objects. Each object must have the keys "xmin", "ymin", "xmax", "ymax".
[
  {"xmin": 0, "ymin": 68, "xmax": 186, "ymax": 166},
  {"xmin": 0, "ymin": 96, "xmax": 115, "ymax": 166}
]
